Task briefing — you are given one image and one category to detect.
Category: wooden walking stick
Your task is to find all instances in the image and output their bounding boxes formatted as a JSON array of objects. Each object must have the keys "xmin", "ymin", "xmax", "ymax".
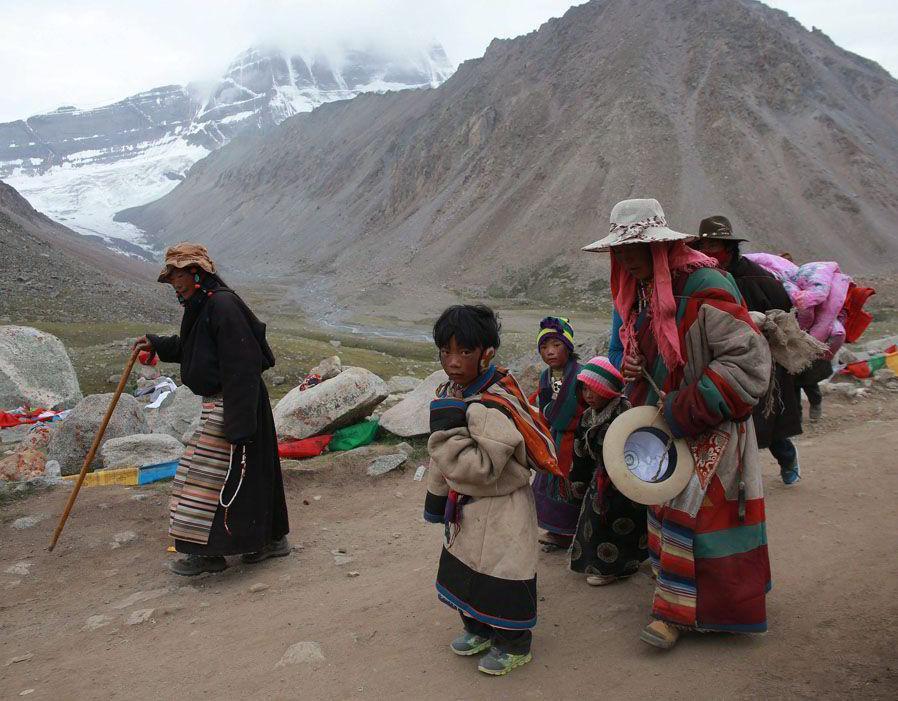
[{"xmin": 48, "ymin": 347, "xmax": 140, "ymax": 552}]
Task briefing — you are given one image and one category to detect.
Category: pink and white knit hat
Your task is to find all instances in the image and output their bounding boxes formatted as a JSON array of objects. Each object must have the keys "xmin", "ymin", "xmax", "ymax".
[{"xmin": 577, "ymin": 356, "xmax": 624, "ymax": 399}]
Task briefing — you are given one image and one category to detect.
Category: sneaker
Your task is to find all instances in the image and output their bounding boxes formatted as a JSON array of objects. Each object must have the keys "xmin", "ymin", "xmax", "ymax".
[
  {"xmin": 586, "ymin": 574, "xmax": 618, "ymax": 586},
  {"xmin": 477, "ymin": 648, "xmax": 533, "ymax": 676},
  {"xmin": 780, "ymin": 459, "xmax": 801, "ymax": 486},
  {"xmin": 168, "ymin": 554, "xmax": 227, "ymax": 576},
  {"xmin": 241, "ymin": 536, "xmax": 292, "ymax": 564},
  {"xmin": 639, "ymin": 620, "xmax": 680, "ymax": 650},
  {"xmin": 809, "ymin": 404, "xmax": 822, "ymax": 423},
  {"xmin": 450, "ymin": 632, "xmax": 491, "ymax": 657}
]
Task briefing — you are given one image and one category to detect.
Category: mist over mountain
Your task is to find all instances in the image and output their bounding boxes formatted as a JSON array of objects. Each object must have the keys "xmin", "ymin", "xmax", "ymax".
[{"xmin": 0, "ymin": 42, "xmax": 453, "ymax": 251}]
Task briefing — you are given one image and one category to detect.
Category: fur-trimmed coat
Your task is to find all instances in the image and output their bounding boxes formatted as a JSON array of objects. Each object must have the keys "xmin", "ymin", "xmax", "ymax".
[
  {"xmin": 626, "ymin": 266, "xmax": 773, "ymax": 633},
  {"xmin": 426, "ymin": 403, "xmax": 538, "ymax": 583}
]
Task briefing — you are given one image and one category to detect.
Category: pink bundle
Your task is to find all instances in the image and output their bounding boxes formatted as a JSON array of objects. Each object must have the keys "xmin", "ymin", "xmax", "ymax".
[{"xmin": 744, "ymin": 253, "xmax": 851, "ymax": 356}]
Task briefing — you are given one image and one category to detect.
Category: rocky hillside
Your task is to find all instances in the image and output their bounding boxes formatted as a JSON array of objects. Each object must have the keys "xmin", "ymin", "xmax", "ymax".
[
  {"xmin": 0, "ymin": 181, "xmax": 175, "ymax": 324},
  {"xmin": 120, "ymin": 0, "xmax": 898, "ymax": 312}
]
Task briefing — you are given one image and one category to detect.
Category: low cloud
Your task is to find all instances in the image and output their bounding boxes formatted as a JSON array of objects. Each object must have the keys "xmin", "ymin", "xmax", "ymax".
[{"xmin": 1, "ymin": 0, "xmax": 895, "ymax": 122}]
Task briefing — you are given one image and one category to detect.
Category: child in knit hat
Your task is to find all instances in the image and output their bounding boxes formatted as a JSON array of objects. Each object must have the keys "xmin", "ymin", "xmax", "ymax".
[
  {"xmin": 533, "ymin": 317, "xmax": 585, "ymax": 551},
  {"xmin": 569, "ymin": 356, "xmax": 649, "ymax": 586}
]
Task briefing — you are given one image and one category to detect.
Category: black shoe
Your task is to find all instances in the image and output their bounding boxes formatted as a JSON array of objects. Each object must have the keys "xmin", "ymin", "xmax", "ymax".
[
  {"xmin": 169, "ymin": 554, "xmax": 227, "ymax": 576},
  {"xmin": 241, "ymin": 536, "xmax": 292, "ymax": 564}
]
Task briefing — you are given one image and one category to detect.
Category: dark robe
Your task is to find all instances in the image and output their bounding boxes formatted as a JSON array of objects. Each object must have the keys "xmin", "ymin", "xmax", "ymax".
[
  {"xmin": 569, "ymin": 397, "xmax": 648, "ymax": 578},
  {"xmin": 532, "ymin": 360, "xmax": 584, "ymax": 536},
  {"xmin": 148, "ymin": 279, "xmax": 289, "ymax": 555},
  {"xmin": 726, "ymin": 253, "xmax": 802, "ymax": 448}
]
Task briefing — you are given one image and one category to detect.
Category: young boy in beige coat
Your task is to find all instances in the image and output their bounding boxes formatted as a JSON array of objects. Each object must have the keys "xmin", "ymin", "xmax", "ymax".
[{"xmin": 424, "ymin": 305, "xmax": 558, "ymax": 676}]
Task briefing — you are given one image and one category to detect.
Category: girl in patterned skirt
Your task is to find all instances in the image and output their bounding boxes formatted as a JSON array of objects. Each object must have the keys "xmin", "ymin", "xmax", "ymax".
[{"xmin": 569, "ymin": 357, "xmax": 648, "ymax": 585}]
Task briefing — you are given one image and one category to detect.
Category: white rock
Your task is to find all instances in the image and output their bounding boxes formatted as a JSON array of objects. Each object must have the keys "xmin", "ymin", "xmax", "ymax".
[
  {"xmin": 379, "ymin": 370, "xmax": 448, "ymax": 437},
  {"xmin": 110, "ymin": 588, "xmax": 169, "ymax": 610},
  {"xmin": 43, "ymin": 460, "xmax": 61, "ymax": 479},
  {"xmin": 248, "ymin": 583, "xmax": 270, "ymax": 593},
  {"xmin": 275, "ymin": 641, "xmax": 325, "ymax": 667},
  {"xmin": 4, "ymin": 562, "xmax": 32, "ymax": 576},
  {"xmin": 100, "ymin": 433, "xmax": 184, "ymax": 470},
  {"xmin": 367, "ymin": 453, "xmax": 408, "ymax": 477},
  {"xmin": 386, "ymin": 376, "xmax": 420, "ymax": 394},
  {"xmin": 273, "ymin": 367, "xmax": 388, "ymax": 440},
  {"xmin": 11, "ymin": 514, "xmax": 46, "ymax": 530},
  {"xmin": 48, "ymin": 393, "xmax": 148, "ymax": 475},
  {"xmin": 136, "ymin": 365, "xmax": 161, "ymax": 381},
  {"xmin": 0, "ymin": 326, "xmax": 82, "ymax": 410},
  {"xmin": 310, "ymin": 356, "xmax": 342, "ymax": 380},
  {"xmin": 111, "ymin": 530, "xmax": 138, "ymax": 548},
  {"xmin": 125, "ymin": 608, "xmax": 155, "ymax": 625},
  {"xmin": 82, "ymin": 615, "xmax": 112, "ymax": 631},
  {"xmin": 0, "ymin": 425, "xmax": 31, "ymax": 445},
  {"xmin": 820, "ymin": 381, "xmax": 869, "ymax": 399},
  {"xmin": 144, "ymin": 384, "xmax": 202, "ymax": 441}
]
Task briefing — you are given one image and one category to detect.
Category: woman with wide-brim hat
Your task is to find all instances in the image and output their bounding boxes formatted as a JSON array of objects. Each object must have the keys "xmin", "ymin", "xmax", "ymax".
[
  {"xmin": 134, "ymin": 243, "xmax": 290, "ymax": 576},
  {"xmin": 583, "ymin": 199, "xmax": 772, "ymax": 649}
]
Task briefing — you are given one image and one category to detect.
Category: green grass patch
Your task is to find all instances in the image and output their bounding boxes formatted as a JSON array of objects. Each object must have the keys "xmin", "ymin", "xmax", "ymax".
[{"xmin": 21, "ymin": 317, "xmax": 440, "ymax": 402}]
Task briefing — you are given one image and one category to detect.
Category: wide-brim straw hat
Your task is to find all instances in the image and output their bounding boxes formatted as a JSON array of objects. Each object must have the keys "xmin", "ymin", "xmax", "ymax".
[
  {"xmin": 157, "ymin": 243, "xmax": 217, "ymax": 283},
  {"xmin": 696, "ymin": 215, "xmax": 748, "ymax": 243},
  {"xmin": 582, "ymin": 198, "xmax": 695, "ymax": 252},
  {"xmin": 602, "ymin": 405, "xmax": 694, "ymax": 505}
]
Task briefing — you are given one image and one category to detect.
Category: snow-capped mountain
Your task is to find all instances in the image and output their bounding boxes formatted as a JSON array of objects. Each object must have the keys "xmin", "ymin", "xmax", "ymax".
[{"xmin": 0, "ymin": 43, "xmax": 453, "ymax": 250}]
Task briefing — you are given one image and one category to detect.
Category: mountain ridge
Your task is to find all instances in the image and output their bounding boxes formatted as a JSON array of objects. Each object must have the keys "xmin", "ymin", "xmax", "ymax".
[
  {"xmin": 0, "ymin": 42, "xmax": 453, "ymax": 248},
  {"xmin": 119, "ymin": 0, "xmax": 898, "ymax": 316}
]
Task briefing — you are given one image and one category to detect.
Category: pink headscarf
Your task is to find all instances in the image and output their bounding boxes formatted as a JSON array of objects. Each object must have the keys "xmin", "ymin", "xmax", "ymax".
[{"xmin": 612, "ymin": 242, "xmax": 717, "ymax": 370}]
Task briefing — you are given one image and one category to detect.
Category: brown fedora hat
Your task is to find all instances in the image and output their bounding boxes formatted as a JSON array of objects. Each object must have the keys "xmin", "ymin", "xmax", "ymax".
[{"xmin": 696, "ymin": 215, "xmax": 748, "ymax": 243}]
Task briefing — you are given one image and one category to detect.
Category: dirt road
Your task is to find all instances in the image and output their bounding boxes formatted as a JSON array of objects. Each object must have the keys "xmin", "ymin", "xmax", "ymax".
[{"xmin": 2, "ymin": 396, "xmax": 897, "ymax": 700}]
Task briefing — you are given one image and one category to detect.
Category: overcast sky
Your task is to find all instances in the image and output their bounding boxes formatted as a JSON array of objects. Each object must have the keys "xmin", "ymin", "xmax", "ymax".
[{"xmin": 1, "ymin": 0, "xmax": 896, "ymax": 122}]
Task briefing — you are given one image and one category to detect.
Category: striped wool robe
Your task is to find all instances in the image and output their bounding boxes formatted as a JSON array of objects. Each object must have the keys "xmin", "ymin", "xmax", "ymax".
[
  {"xmin": 169, "ymin": 399, "xmax": 231, "ymax": 544},
  {"xmin": 629, "ymin": 267, "xmax": 773, "ymax": 633}
]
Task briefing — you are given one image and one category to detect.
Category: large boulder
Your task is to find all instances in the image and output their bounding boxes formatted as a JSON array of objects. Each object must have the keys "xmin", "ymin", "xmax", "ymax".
[
  {"xmin": 274, "ymin": 366, "xmax": 388, "ymax": 440},
  {"xmin": 100, "ymin": 434, "xmax": 184, "ymax": 470},
  {"xmin": 145, "ymin": 384, "xmax": 202, "ymax": 441},
  {"xmin": 48, "ymin": 393, "xmax": 148, "ymax": 475},
  {"xmin": 0, "ymin": 325, "xmax": 82, "ymax": 410},
  {"xmin": 379, "ymin": 370, "xmax": 448, "ymax": 437}
]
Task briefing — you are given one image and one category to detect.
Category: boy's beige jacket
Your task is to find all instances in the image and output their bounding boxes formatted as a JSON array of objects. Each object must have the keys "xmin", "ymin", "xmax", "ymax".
[{"xmin": 427, "ymin": 402, "xmax": 538, "ymax": 581}]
